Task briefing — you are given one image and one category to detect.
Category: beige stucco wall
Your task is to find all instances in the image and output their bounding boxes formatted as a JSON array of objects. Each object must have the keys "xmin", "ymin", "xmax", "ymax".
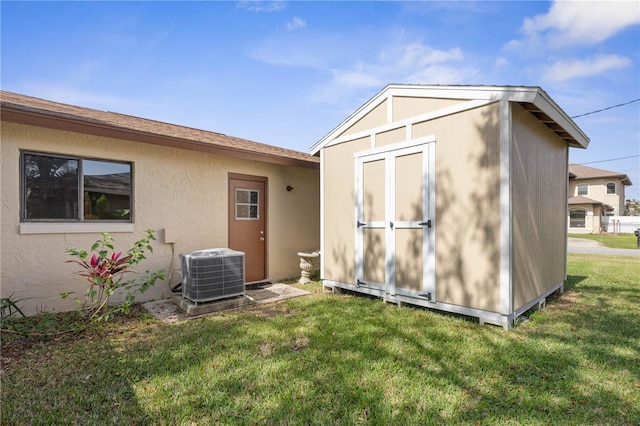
[
  {"xmin": 568, "ymin": 178, "xmax": 626, "ymax": 215},
  {"xmin": 511, "ymin": 104, "xmax": 567, "ymax": 309},
  {"xmin": 413, "ymin": 103, "xmax": 501, "ymax": 312},
  {"xmin": 568, "ymin": 205, "xmax": 602, "ymax": 234},
  {"xmin": 1, "ymin": 122, "xmax": 319, "ymax": 315}
]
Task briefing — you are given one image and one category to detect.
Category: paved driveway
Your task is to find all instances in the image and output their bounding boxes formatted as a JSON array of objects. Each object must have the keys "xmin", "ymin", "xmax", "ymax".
[{"xmin": 567, "ymin": 237, "xmax": 640, "ymax": 257}]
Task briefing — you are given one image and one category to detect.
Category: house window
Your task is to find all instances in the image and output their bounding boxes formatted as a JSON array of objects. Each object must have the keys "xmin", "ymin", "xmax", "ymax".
[
  {"xmin": 606, "ymin": 182, "xmax": 616, "ymax": 194},
  {"xmin": 235, "ymin": 188, "xmax": 259, "ymax": 220},
  {"xmin": 569, "ymin": 210, "xmax": 586, "ymax": 228},
  {"xmin": 21, "ymin": 152, "xmax": 132, "ymax": 221},
  {"xmin": 577, "ymin": 184, "xmax": 588, "ymax": 196}
]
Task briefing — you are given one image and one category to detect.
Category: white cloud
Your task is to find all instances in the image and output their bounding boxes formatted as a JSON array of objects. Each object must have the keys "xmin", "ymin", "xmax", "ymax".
[
  {"xmin": 396, "ymin": 43, "xmax": 464, "ymax": 68},
  {"xmin": 332, "ymin": 68, "xmax": 382, "ymax": 90},
  {"xmin": 286, "ymin": 16, "xmax": 306, "ymax": 31},
  {"xmin": 237, "ymin": 0, "xmax": 285, "ymax": 13},
  {"xmin": 543, "ymin": 54, "xmax": 632, "ymax": 81},
  {"xmin": 494, "ymin": 57, "xmax": 509, "ymax": 69},
  {"xmin": 312, "ymin": 42, "xmax": 477, "ymax": 103},
  {"xmin": 520, "ymin": 0, "xmax": 640, "ymax": 47},
  {"xmin": 249, "ymin": 32, "xmax": 478, "ymax": 104}
]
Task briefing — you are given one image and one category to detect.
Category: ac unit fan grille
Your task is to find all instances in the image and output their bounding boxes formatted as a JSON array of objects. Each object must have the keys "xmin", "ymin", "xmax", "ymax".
[{"xmin": 180, "ymin": 249, "xmax": 245, "ymax": 304}]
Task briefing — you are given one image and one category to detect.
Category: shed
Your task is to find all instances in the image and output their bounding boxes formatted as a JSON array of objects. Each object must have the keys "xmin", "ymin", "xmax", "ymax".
[{"xmin": 311, "ymin": 84, "xmax": 589, "ymax": 329}]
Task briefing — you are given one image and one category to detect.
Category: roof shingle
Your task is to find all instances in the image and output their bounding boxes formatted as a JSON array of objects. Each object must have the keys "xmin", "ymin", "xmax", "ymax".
[{"xmin": 0, "ymin": 91, "xmax": 319, "ymax": 169}]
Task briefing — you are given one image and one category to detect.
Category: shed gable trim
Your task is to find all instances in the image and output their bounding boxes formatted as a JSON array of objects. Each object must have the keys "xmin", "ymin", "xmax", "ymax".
[
  {"xmin": 314, "ymin": 98, "xmax": 495, "ymax": 153},
  {"xmin": 311, "ymin": 84, "xmax": 589, "ymax": 154}
]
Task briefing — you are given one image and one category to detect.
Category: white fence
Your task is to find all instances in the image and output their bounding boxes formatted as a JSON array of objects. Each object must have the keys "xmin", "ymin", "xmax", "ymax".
[{"xmin": 601, "ymin": 216, "xmax": 640, "ymax": 234}]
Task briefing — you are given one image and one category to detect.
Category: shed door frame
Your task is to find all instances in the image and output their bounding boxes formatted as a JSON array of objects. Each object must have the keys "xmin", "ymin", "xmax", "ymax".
[{"xmin": 354, "ymin": 136, "xmax": 436, "ymax": 300}]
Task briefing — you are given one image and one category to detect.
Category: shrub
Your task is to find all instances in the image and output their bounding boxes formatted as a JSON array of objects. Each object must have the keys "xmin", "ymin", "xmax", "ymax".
[{"xmin": 64, "ymin": 229, "xmax": 165, "ymax": 321}]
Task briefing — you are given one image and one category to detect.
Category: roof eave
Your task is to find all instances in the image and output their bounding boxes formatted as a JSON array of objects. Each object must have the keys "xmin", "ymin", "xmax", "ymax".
[{"xmin": 2, "ymin": 105, "xmax": 320, "ymax": 170}]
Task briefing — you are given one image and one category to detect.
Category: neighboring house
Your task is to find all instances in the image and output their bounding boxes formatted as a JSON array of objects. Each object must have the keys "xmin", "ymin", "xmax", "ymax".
[
  {"xmin": 1, "ymin": 91, "xmax": 320, "ymax": 315},
  {"xmin": 568, "ymin": 164, "xmax": 633, "ymax": 233},
  {"xmin": 311, "ymin": 84, "xmax": 589, "ymax": 329}
]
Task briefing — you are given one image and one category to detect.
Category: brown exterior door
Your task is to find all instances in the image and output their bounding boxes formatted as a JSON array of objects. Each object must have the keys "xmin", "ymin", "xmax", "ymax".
[{"xmin": 229, "ymin": 174, "xmax": 267, "ymax": 283}]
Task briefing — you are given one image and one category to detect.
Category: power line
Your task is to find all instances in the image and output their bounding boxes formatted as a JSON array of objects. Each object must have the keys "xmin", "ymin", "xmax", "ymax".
[
  {"xmin": 577, "ymin": 154, "xmax": 640, "ymax": 165},
  {"xmin": 571, "ymin": 98, "xmax": 640, "ymax": 119}
]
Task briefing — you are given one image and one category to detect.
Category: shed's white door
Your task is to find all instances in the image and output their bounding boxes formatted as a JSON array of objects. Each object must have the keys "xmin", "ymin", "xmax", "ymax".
[{"xmin": 355, "ymin": 140, "xmax": 435, "ymax": 300}]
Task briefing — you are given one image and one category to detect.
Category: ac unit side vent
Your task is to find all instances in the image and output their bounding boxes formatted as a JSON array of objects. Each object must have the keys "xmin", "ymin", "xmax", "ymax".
[{"xmin": 180, "ymin": 248, "xmax": 245, "ymax": 304}]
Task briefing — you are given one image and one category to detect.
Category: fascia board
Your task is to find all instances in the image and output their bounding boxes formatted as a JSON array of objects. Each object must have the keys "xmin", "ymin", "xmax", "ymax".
[
  {"xmin": 531, "ymin": 91, "xmax": 590, "ymax": 149},
  {"xmin": 310, "ymin": 86, "xmax": 392, "ymax": 155},
  {"xmin": 384, "ymin": 84, "xmax": 541, "ymax": 103}
]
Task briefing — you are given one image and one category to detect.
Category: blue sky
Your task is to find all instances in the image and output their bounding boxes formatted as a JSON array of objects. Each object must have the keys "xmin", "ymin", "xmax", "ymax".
[{"xmin": 2, "ymin": 1, "xmax": 639, "ymax": 199}]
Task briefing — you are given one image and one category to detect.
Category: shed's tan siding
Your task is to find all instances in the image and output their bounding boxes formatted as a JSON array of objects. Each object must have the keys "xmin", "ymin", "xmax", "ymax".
[
  {"xmin": 322, "ymin": 137, "xmax": 370, "ymax": 283},
  {"xmin": 338, "ymin": 99, "xmax": 388, "ymax": 139},
  {"xmin": 392, "ymin": 97, "xmax": 465, "ymax": 122},
  {"xmin": 413, "ymin": 103, "xmax": 501, "ymax": 312},
  {"xmin": 511, "ymin": 104, "xmax": 567, "ymax": 308},
  {"xmin": 1, "ymin": 122, "xmax": 320, "ymax": 314},
  {"xmin": 375, "ymin": 127, "xmax": 406, "ymax": 147}
]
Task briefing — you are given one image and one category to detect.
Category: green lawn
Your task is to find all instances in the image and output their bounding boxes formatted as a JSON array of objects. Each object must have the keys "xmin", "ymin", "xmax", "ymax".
[
  {"xmin": 569, "ymin": 232, "xmax": 639, "ymax": 249},
  {"xmin": 2, "ymin": 254, "xmax": 639, "ymax": 425}
]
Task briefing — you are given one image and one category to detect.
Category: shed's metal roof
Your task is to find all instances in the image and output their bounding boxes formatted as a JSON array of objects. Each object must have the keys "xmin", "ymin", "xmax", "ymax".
[{"xmin": 0, "ymin": 91, "xmax": 319, "ymax": 169}]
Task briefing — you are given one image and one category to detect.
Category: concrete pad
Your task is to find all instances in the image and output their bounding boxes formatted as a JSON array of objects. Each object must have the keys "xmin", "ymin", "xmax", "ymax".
[{"xmin": 142, "ymin": 283, "xmax": 310, "ymax": 323}]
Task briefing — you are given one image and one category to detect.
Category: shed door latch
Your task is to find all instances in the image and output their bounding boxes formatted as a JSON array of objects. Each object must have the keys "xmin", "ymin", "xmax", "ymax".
[{"xmin": 419, "ymin": 220, "xmax": 432, "ymax": 228}]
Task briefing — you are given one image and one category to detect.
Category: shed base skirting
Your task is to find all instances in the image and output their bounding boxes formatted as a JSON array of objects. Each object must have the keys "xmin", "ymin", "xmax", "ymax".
[{"xmin": 322, "ymin": 279, "xmax": 565, "ymax": 331}]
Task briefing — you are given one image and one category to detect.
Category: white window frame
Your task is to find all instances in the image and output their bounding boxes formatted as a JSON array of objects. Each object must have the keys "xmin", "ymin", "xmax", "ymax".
[
  {"xmin": 605, "ymin": 182, "xmax": 616, "ymax": 195},
  {"xmin": 20, "ymin": 151, "xmax": 133, "ymax": 229},
  {"xmin": 576, "ymin": 183, "xmax": 588, "ymax": 196},
  {"xmin": 569, "ymin": 209, "xmax": 587, "ymax": 228}
]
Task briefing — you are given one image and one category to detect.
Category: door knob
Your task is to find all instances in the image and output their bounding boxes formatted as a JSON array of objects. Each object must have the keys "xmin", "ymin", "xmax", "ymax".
[{"xmin": 260, "ymin": 237, "xmax": 265, "ymax": 241}]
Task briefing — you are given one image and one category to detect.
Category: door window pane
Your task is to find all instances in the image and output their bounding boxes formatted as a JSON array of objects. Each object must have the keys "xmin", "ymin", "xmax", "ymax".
[{"xmin": 235, "ymin": 189, "xmax": 259, "ymax": 220}]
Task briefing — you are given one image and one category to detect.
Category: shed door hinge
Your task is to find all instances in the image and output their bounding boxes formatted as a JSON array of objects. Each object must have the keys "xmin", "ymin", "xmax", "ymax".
[{"xmin": 419, "ymin": 220, "xmax": 432, "ymax": 228}]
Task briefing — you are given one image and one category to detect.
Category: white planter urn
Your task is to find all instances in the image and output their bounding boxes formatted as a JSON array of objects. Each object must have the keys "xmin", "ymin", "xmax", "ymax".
[{"xmin": 297, "ymin": 250, "xmax": 320, "ymax": 284}]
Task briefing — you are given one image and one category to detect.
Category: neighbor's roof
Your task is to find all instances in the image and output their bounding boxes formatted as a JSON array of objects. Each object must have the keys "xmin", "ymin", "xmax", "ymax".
[
  {"xmin": 310, "ymin": 84, "xmax": 589, "ymax": 155},
  {"xmin": 0, "ymin": 91, "xmax": 319, "ymax": 169},
  {"xmin": 569, "ymin": 164, "xmax": 632, "ymax": 186},
  {"xmin": 568, "ymin": 195, "xmax": 603, "ymax": 206}
]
